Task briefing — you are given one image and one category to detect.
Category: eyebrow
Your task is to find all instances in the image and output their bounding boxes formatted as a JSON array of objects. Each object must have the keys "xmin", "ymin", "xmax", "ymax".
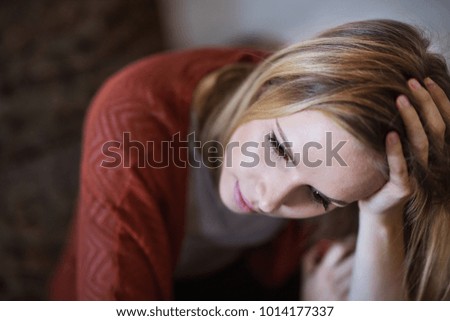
[{"xmin": 275, "ymin": 118, "xmax": 350, "ymax": 208}]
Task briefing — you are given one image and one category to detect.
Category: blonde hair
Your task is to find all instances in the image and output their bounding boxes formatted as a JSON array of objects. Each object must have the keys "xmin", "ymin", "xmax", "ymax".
[{"xmin": 195, "ymin": 19, "xmax": 450, "ymax": 300}]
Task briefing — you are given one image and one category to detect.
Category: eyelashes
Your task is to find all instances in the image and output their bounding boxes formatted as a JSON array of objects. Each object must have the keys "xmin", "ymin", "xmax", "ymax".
[
  {"xmin": 268, "ymin": 131, "xmax": 290, "ymax": 162},
  {"xmin": 310, "ymin": 187, "xmax": 331, "ymax": 211},
  {"xmin": 267, "ymin": 131, "xmax": 330, "ymax": 211}
]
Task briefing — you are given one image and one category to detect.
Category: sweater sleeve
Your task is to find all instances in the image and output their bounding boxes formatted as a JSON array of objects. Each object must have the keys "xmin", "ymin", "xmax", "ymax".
[
  {"xmin": 62, "ymin": 67, "xmax": 187, "ymax": 300},
  {"xmin": 75, "ymin": 174, "xmax": 173, "ymax": 300}
]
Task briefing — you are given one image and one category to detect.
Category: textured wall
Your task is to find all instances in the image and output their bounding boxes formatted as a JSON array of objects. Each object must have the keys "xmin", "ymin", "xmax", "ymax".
[{"xmin": 0, "ymin": 0, "xmax": 165, "ymax": 299}]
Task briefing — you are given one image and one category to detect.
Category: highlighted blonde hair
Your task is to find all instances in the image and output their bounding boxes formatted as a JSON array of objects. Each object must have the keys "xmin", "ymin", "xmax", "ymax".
[{"xmin": 196, "ymin": 19, "xmax": 450, "ymax": 300}]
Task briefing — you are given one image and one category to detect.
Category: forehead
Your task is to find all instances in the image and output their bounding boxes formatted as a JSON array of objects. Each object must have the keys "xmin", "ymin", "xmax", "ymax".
[{"xmin": 277, "ymin": 110, "xmax": 383, "ymax": 200}]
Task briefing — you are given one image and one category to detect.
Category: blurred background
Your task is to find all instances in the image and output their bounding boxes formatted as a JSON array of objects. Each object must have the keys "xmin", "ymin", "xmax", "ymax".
[{"xmin": 0, "ymin": 0, "xmax": 449, "ymax": 300}]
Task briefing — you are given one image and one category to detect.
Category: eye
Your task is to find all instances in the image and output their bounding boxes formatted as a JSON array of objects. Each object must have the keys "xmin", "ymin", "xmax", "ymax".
[
  {"xmin": 309, "ymin": 187, "xmax": 331, "ymax": 211},
  {"xmin": 267, "ymin": 131, "xmax": 290, "ymax": 162}
]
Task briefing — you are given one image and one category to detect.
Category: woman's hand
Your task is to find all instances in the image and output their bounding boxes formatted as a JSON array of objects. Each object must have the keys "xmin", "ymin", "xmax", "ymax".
[
  {"xmin": 349, "ymin": 78, "xmax": 449, "ymax": 300},
  {"xmin": 358, "ymin": 78, "xmax": 448, "ymax": 220},
  {"xmin": 300, "ymin": 236, "xmax": 355, "ymax": 300}
]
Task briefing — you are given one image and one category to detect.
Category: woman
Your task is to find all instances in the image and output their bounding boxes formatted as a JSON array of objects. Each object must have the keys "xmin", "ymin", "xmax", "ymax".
[{"xmin": 50, "ymin": 19, "xmax": 450, "ymax": 300}]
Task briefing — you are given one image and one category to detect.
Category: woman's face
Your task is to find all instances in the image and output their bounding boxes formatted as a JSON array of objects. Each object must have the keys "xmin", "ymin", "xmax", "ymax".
[{"xmin": 218, "ymin": 110, "xmax": 386, "ymax": 219}]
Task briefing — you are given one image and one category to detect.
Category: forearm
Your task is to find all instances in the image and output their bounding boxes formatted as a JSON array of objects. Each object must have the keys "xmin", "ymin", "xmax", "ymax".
[{"xmin": 349, "ymin": 212, "xmax": 408, "ymax": 300}]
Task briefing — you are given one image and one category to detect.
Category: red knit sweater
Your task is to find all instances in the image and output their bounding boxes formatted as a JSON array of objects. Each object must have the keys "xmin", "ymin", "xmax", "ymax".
[{"xmin": 49, "ymin": 48, "xmax": 307, "ymax": 300}]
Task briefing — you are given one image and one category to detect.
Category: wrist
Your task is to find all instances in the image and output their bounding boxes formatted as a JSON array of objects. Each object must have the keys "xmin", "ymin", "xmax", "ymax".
[
  {"xmin": 358, "ymin": 209, "xmax": 404, "ymax": 240},
  {"xmin": 358, "ymin": 201, "xmax": 404, "ymax": 224}
]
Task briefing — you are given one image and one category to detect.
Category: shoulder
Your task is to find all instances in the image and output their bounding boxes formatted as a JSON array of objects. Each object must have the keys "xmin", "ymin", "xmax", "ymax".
[
  {"xmin": 83, "ymin": 47, "xmax": 268, "ymax": 135},
  {"xmin": 96, "ymin": 47, "xmax": 268, "ymax": 100}
]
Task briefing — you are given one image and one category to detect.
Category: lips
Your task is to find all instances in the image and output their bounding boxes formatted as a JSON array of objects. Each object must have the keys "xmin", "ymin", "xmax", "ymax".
[{"xmin": 234, "ymin": 181, "xmax": 254, "ymax": 213}]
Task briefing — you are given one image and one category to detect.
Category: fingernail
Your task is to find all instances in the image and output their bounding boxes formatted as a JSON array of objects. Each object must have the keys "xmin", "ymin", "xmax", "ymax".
[
  {"xmin": 389, "ymin": 132, "xmax": 399, "ymax": 145},
  {"xmin": 424, "ymin": 77, "xmax": 436, "ymax": 87},
  {"xmin": 398, "ymin": 95, "xmax": 409, "ymax": 107},
  {"xmin": 408, "ymin": 79, "xmax": 421, "ymax": 89}
]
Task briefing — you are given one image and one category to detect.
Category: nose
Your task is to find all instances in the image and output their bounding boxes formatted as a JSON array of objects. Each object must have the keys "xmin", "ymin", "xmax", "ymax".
[{"xmin": 256, "ymin": 174, "xmax": 298, "ymax": 214}]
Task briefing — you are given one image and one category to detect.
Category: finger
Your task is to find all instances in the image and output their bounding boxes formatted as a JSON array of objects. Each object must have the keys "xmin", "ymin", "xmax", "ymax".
[
  {"xmin": 396, "ymin": 95, "xmax": 429, "ymax": 167},
  {"xmin": 424, "ymin": 77, "xmax": 450, "ymax": 123},
  {"xmin": 384, "ymin": 132, "xmax": 411, "ymax": 197},
  {"xmin": 334, "ymin": 273, "xmax": 351, "ymax": 301},
  {"xmin": 424, "ymin": 78, "xmax": 448, "ymax": 149},
  {"xmin": 408, "ymin": 79, "xmax": 446, "ymax": 146},
  {"xmin": 334, "ymin": 254, "xmax": 354, "ymax": 283},
  {"xmin": 301, "ymin": 245, "xmax": 320, "ymax": 275},
  {"xmin": 337, "ymin": 281, "xmax": 351, "ymax": 301},
  {"xmin": 321, "ymin": 236, "xmax": 355, "ymax": 268},
  {"xmin": 359, "ymin": 132, "xmax": 411, "ymax": 211}
]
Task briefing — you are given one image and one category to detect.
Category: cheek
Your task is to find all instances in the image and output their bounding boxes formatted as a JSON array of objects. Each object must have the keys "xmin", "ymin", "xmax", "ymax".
[
  {"xmin": 346, "ymin": 168, "xmax": 387, "ymax": 202},
  {"xmin": 225, "ymin": 121, "xmax": 269, "ymax": 169},
  {"xmin": 332, "ymin": 147, "xmax": 387, "ymax": 201},
  {"xmin": 362, "ymin": 170, "xmax": 387, "ymax": 198}
]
